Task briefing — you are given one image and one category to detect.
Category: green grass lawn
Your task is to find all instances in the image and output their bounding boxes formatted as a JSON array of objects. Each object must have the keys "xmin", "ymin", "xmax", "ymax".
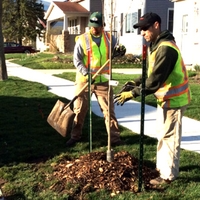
[
  {"xmin": 0, "ymin": 53, "xmax": 200, "ymax": 199},
  {"xmin": 5, "ymin": 52, "xmax": 74, "ymax": 69},
  {"xmin": 5, "ymin": 52, "xmax": 141, "ymax": 69}
]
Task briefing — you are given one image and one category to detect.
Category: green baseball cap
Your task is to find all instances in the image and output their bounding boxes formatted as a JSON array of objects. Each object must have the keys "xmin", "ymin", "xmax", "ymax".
[{"xmin": 88, "ymin": 12, "xmax": 103, "ymax": 27}]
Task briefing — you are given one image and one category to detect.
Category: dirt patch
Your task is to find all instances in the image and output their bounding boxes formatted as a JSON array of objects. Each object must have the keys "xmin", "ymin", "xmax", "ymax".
[{"xmin": 49, "ymin": 151, "xmax": 159, "ymax": 199}]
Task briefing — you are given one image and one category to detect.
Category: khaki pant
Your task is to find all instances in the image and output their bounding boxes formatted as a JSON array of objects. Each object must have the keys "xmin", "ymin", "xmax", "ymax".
[
  {"xmin": 156, "ymin": 105, "xmax": 187, "ymax": 181},
  {"xmin": 70, "ymin": 81, "xmax": 121, "ymax": 144}
]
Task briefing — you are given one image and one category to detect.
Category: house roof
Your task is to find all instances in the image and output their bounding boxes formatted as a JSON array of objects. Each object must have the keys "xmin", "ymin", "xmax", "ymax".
[
  {"xmin": 44, "ymin": 1, "xmax": 89, "ymax": 19},
  {"xmin": 53, "ymin": 1, "xmax": 89, "ymax": 13}
]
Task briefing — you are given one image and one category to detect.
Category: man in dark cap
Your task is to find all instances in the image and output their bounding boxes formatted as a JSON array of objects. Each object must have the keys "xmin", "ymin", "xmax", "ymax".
[
  {"xmin": 66, "ymin": 12, "xmax": 125, "ymax": 147},
  {"xmin": 114, "ymin": 12, "xmax": 191, "ymax": 185},
  {"xmin": 133, "ymin": 12, "xmax": 161, "ymax": 29}
]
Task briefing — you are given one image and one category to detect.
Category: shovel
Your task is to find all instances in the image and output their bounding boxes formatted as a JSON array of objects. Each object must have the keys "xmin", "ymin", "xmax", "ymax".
[{"xmin": 47, "ymin": 59, "xmax": 110, "ymax": 137}]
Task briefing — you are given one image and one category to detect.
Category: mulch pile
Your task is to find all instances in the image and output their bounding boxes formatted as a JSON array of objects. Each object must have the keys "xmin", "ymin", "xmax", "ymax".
[{"xmin": 50, "ymin": 151, "xmax": 159, "ymax": 198}]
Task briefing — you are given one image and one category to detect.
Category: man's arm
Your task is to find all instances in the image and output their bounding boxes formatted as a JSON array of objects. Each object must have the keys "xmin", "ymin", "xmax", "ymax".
[{"xmin": 73, "ymin": 39, "xmax": 88, "ymax": 76}]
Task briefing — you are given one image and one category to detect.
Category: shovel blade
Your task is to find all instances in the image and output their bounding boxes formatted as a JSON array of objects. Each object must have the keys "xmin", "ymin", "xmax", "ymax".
[{"xmin": 47, "ymin": 100, "xmax": 75, "ymax": 137}]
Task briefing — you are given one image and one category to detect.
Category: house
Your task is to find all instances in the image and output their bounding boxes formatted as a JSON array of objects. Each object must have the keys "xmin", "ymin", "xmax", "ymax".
[
  {"xmin": 41, "ymin": 0, "xmax": 102, "ymax": 52},
  {"xmin": 103, "ymin": 0, "xmax": 174, "ymax": 55},
  {"xmin": 40, "ymin": 0, "xmax": 173, "ymax": 54},
  {"xmin": 172, "ymin": 0, "xmax": 200, "ymax": 67}
]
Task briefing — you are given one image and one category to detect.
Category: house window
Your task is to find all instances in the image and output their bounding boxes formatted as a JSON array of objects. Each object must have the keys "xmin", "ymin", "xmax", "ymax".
[
  {"xmin": 182, "ymin": 15, "xmax": 188, "ymax": 33},
  {"xmin": 120, "ymin": 13, "xmax": 123, "ymax": 36},
  {"xmin": 168, "ymin": 9, "xmax": 174, "ymax": 33},
  {"xmin": 114, "ymin": 16, "xmax": 118, "ymax": 32},
  {"xmin": 125, "ymin": 12, "xmax": 138, "ymax": 33},
  {"xmin": 137, "ymin": 9, "xmax": 141, "ymax": 34},
  {"xmin": 50, "ymin": 20, "xmax": 63, "ymax": 35},
  {"xmin": 69, "ymin": 19, "xmax": 78, "ymax": 34},
  {"xmin": 112, "ymin": 16, "xmax": 118, "ymax": 38}
]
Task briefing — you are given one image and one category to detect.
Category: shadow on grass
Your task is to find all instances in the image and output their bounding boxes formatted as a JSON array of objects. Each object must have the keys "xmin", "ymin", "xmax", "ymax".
[
  {"xmin": 5, "ymin": 193, "xmax": 26, "ymax": 200},
  {"xmin": 0, "ymin": 77, "xmax": 158, "ymax": 168},
  {"xmin": 0, "ymin": 95, "xmax": 72, "ymax": 166},
  {"xmin": 178, "ymin": 176, "xmax": 200, "ymax": 183},
  {"xmin": 180, "ymin": 164, "xmax": 200, "ymax": 172},
  {"xmin": 0, "ymin": 94, "xmax": 157, "ymax": 167}
]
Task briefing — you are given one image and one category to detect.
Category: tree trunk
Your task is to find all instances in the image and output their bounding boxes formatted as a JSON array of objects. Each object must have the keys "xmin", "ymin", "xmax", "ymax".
[{"xmin": 0, "ymin": 0, "xmax": 8, "ymax": 80}]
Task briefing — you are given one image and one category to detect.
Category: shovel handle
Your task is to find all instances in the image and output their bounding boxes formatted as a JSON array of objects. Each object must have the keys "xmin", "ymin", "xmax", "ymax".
[{"xmin": 65, "ymin": 59, "xmax": 110, "ymax": 108}]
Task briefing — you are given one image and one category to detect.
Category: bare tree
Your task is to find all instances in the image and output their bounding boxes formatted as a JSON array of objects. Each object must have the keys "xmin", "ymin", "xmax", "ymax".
[{"xmin": 0, "ymin": 0, "xmax": 8, "ymax": 80}]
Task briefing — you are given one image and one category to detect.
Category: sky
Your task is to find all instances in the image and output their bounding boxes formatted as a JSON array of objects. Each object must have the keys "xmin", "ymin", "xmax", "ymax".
[{"xmin": 39, "ymin": 0, "xmax": 65, "ymax": 10}]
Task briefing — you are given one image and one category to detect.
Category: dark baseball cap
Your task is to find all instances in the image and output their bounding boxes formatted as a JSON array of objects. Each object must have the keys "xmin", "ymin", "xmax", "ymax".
[
  {"xmin": 88, "ymin": 12, "xmax": 103, "ymax": 27},
  {"xmin": 133, "ymin": 12, "xmax": 161, "ymax": 29}
]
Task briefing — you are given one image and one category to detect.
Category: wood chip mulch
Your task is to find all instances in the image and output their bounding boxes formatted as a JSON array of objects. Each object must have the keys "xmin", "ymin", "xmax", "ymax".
[{"xmin": 49, "ymin": 151, "xmax": 159, "ymax": 198}]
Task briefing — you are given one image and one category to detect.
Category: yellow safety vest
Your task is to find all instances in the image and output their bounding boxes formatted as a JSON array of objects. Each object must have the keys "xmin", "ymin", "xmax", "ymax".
[
  {"xmin": 75, "ymin": 31, "xmax": 110, "ymax": 83},
  {"xmin": 148, "ymin": 41, "xmax": 191, "ymax": 108}
]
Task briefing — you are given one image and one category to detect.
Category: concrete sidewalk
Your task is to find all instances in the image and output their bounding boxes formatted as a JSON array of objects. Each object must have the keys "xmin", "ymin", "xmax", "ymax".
[{"xmin": 6, "ymin": 60, "xmax": 200, "ymax": 154}]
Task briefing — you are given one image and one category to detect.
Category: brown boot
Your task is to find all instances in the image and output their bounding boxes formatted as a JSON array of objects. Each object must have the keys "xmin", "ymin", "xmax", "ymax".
[{"xmin": 150, "ymin": 177, "xmax": 172, "ymax": 185}]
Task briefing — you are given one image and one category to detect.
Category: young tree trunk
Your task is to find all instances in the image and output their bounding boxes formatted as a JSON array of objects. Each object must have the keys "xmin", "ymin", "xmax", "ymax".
[{"xmin": 0, "ymin": 0, "xmax": 8, "ymax": 80}]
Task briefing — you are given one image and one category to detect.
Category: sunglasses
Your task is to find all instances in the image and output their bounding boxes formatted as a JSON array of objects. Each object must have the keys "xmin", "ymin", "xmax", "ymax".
[{"xmin": 140, "ymin": 26, "xmax": 151, "ymax": 31}]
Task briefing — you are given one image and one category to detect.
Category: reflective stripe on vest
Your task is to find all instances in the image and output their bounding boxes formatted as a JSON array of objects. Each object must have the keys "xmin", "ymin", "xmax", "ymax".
[
  {"xmin": 148, "ymin": 41, "xmax": 191, "ymax": 108},
  {"xmin": 76, "ymin": 31, "xmax": 110, "ymax": 83}
]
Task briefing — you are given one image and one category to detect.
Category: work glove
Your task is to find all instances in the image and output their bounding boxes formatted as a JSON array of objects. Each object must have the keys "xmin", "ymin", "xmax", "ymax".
[
  {"xmin": 120, "ymin": 81, "xmax": 136, "ymax": 93},
  {"xmin": 112, "ymin": 44, "xmax": 126, "ymax": 58},
  {"xmin": 114, "ymin": 91, "xmax": 133, "ymax": 106},
  {"xmin": 85, "ymin": 73, "xmax": 95, "ymax": 84}
]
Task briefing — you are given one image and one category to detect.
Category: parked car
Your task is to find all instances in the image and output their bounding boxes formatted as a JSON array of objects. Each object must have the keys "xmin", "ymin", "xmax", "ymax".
[{"xmin": 4, "ymin": 42, "xmax": 38, "ymax": 54}]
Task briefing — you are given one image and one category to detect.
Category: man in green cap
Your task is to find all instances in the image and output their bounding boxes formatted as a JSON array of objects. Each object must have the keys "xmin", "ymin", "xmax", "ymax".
[{"xmin": 66, "ymin": 12, "xmax": 125, "ymax": 147}]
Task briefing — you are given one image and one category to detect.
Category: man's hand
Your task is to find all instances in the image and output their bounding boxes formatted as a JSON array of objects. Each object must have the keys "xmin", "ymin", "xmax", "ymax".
[
  {"xmin": 85, "ymin": 74, "xmax": 95, "ymax": 84},
  {"xmin": 114, "ymin": 91, "xmax": 133, "ymax": 106},
  {"xmin": 112, "ymin": 44, "xmax": 126, "ymax": 58},
  {"xmin": 120, "ymin": 81, "xmax": 136, "ymax": 93}
]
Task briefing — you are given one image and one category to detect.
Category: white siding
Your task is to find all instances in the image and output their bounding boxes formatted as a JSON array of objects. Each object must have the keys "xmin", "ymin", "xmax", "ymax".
[
  {"xmin": 79, "ymin": 0, "xmax": 90, "ymax": 11},
  {"xmin": 173, "ymin": 0, "xmax": 200, "ymax": 66},
  {"xmin": 47, "ymin": 6, "xmax": 64, "ymax": 21},
  {"xmin": 103, "ymin": 0, "xmax": 173, "ymax": 55},
  {"xmin": 104, "ymin": 0, "xmax": 145, "ymax": 55}
]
